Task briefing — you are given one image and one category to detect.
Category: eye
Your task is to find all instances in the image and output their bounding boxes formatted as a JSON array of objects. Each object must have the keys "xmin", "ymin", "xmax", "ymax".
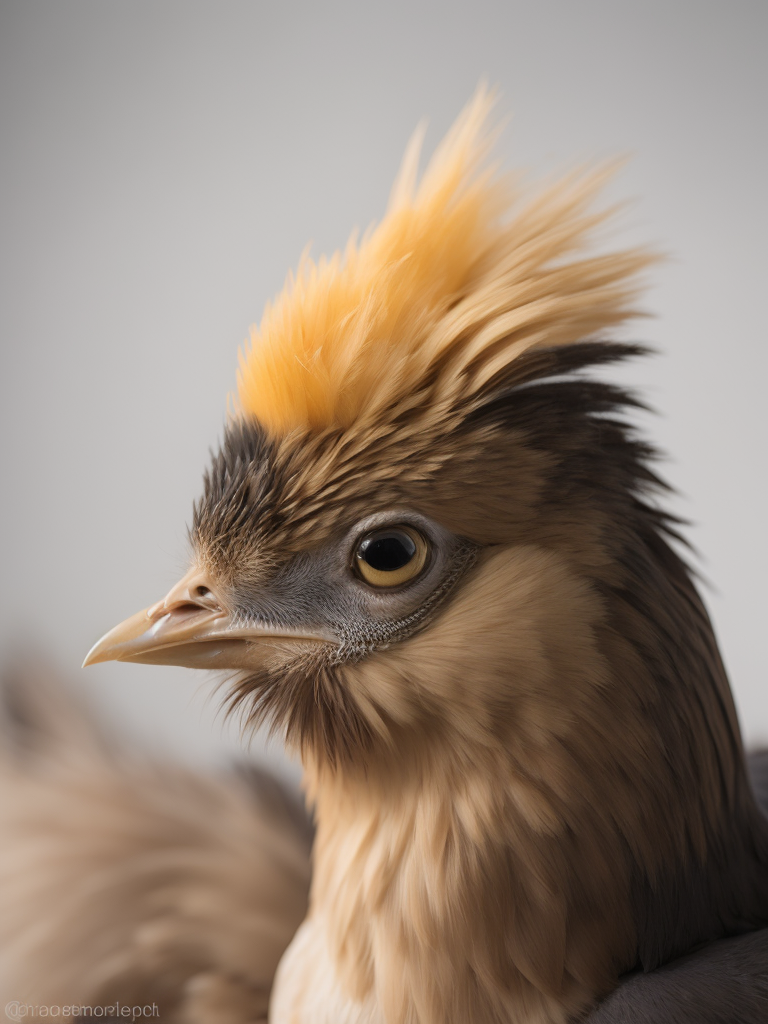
[{"xmin": 354, "ymin": 526, "xmax": 429, "ymax": 588}]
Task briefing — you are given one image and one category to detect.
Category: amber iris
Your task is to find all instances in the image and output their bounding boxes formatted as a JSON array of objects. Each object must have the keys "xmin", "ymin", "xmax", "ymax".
[{"xmin": 355, "ymin": 527, "xmax": 428, "ymax": 587}]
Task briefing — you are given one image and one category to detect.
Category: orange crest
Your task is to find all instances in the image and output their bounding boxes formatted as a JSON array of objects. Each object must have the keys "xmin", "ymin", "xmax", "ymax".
[{"xmin": 236, "ymin": 88, "xmax": 654, "ymax": 438}]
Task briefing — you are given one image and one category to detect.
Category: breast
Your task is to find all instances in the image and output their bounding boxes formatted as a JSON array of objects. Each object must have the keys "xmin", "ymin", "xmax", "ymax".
[{"xmin": 270, "ymin": 915, "xmax": 383, "ymax": 1024}]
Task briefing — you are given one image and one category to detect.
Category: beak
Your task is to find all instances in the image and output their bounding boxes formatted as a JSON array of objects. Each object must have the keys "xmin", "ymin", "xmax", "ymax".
[{"xmin": 83, "ymin": 567, "xmax": 331, "ymax": 670}]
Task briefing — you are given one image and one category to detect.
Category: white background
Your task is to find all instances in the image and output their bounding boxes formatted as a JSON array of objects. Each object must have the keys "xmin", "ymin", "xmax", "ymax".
[{"xmin": 1, "ymin": 1, "xmax": 765, "ymax": 783}]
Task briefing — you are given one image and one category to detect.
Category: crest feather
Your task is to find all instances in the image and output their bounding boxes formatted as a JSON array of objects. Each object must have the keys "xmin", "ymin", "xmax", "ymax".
[{"xmin": 236, "ymin": 87, "xmax": 654, "ymax": 437}]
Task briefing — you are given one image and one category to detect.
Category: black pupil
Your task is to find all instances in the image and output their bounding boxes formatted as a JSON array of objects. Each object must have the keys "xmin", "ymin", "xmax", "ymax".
[{"xmin": 359, "ymin": 531, "xmax": 416, "ymax": 572}]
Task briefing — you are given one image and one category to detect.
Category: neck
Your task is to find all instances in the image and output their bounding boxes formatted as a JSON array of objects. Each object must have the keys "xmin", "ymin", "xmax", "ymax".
[
  {"xmin": 305, "ymin": 742, "xmax": 635, "ymax": 1024},
  {"xmin": 278, "ymin": 543, "xmax": 768, "ymax": 1024}
]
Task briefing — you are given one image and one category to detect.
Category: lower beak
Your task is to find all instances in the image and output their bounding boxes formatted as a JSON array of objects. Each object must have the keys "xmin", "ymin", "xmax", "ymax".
[{"xmin": 83, "ymin": 567, "xmax": 331, "ymax": 670}]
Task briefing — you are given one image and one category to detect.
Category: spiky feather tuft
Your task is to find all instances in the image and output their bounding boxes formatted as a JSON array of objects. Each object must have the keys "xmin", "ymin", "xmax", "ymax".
[{"xmin": 236, "ymin": 87, "xmax": 655, "ymax": 438}]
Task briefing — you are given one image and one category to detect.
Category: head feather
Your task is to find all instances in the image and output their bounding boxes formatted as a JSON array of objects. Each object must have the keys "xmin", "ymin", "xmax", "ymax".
[{"xmin": 236, "ymin": 86, "xmax": 655, "ymax": 439}]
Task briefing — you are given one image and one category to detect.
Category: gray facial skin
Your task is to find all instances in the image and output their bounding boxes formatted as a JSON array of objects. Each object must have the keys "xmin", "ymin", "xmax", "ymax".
[{"xmin": 223, "ymin": 510, "xmax": 478, "ymax": 662}]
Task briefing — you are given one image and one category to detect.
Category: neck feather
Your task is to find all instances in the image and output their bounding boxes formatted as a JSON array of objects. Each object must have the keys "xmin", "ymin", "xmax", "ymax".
[{"xmin": 299, "ymin": 536, "xmax": 768, "ymax": 1024}]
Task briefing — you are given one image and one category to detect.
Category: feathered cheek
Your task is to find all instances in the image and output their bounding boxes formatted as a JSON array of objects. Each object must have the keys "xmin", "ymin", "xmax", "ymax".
[{"xmin": 226, "ymin": 652, "xmax": 377, "ymax": 767}]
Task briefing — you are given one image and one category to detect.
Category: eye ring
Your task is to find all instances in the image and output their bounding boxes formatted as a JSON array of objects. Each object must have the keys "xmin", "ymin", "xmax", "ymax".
[{"xmin": 354, "ymin": 525, "xmax": 429, "ymax": 588}]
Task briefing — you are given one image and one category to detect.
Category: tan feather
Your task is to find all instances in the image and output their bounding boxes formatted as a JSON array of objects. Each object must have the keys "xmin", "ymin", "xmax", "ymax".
[{"xmin": 0, "ymin": 666, "xmax": 311, "ymax": 1022}]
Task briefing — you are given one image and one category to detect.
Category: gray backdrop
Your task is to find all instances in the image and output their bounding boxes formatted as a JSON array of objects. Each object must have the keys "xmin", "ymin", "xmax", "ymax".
[{"xmin": 1, "ymin": 1, "xmax": 765, "ymax": 783}]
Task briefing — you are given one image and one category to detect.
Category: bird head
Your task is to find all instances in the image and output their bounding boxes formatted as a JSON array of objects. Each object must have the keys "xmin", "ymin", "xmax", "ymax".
[
  {"xmin": 82, "ymin": 89, "xmax": 732, "ymax": 799},
  {"xmin": 86, "ymin": 91, "xmax": 658, "ymax": 772}
]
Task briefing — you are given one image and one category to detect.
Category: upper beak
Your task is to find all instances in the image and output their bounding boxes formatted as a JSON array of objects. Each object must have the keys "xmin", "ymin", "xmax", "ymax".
[{"xmin": 83, "ymin": 567, "xmax": 331, "ymax": 670}]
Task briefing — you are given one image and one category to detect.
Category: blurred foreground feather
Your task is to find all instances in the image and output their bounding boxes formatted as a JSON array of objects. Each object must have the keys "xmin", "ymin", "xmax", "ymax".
[{"xmin": 0, "ymin": 664, "xmax": 311, "ymax": 1021}]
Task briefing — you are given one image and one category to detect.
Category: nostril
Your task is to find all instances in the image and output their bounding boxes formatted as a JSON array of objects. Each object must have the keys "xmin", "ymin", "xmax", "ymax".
[{"xmin": 156, "ymin": 572, "xmax": 223, "ymax": 621}]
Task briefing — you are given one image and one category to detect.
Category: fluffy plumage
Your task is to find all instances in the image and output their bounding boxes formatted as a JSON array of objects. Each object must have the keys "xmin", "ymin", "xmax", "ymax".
[{"xmin": 0, "ymin": 666, "xmax": 311, "ymax": 1020}]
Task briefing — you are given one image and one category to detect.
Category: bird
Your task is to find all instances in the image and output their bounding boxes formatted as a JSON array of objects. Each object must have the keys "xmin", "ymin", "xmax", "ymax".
[{"xmin": 1, "ymin": 88, "xmax": 767, "ymax": 1023}]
